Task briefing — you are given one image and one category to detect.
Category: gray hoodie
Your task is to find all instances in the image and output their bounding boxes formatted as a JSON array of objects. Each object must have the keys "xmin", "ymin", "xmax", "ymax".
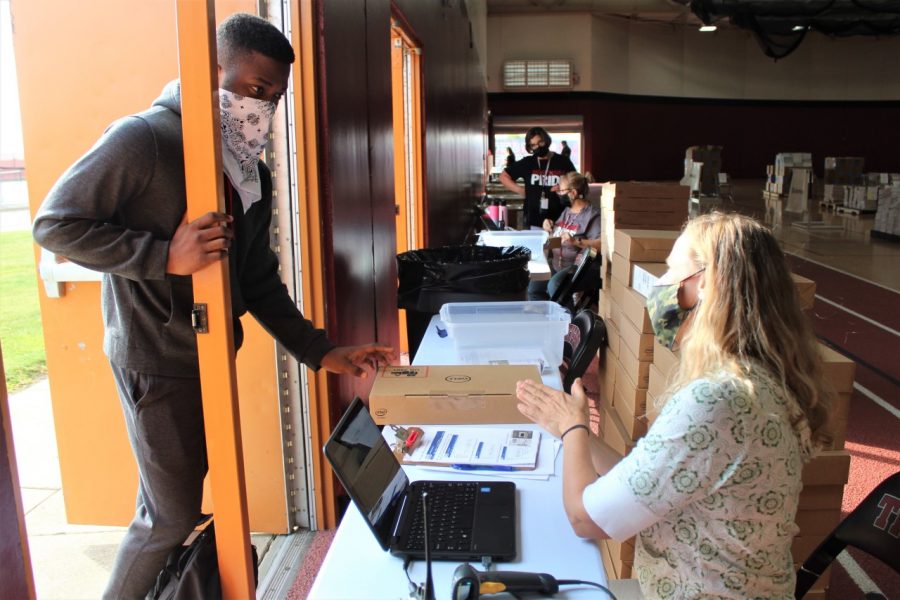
[{"xmin": 33, "ymin": 81, "xmax": 334, "ymax": 377}]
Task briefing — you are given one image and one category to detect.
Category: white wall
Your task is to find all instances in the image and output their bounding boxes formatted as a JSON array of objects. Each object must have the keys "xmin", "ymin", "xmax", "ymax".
[{"xmin": 489, "ymin": 12, "xmax": 900, "ymax": 100}]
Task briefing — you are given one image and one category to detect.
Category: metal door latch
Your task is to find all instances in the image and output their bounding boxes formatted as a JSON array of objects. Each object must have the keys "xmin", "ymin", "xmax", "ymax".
[{"xmin": 191, "ymin": 303, "xmax": 209, "ymax": 333}]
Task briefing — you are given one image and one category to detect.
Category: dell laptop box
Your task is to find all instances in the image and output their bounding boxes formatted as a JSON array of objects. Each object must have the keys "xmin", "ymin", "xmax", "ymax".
[{"xmin": 323, "ymin": 397, "xmax": 517, "ymax": 561}]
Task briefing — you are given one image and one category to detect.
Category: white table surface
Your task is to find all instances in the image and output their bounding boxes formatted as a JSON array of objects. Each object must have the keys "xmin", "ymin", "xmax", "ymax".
[
  {"xmin": 309, "ymin": 306, "xmax": 636, "ymax": 600},
  {"xmin": 308, "ymin": 424, "xmax": 609, "ymax": 600}
]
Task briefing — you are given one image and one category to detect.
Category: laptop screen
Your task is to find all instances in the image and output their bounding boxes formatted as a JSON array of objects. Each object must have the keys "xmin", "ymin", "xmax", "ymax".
[{"xmin": 323, "ymin": 398, "xmax": 409, "ymax": 551}]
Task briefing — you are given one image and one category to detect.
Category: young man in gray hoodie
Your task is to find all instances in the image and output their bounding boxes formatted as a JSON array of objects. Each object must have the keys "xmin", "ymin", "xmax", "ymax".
[{"xmin": 33, "ymin": 13, "xmax": 394, "ymax": 599}]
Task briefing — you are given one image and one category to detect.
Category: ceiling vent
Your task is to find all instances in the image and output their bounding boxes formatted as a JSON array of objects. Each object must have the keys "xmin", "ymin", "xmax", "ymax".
[{"xmin": 503, "ymin": 60, "xmax": 573, "ymax": 89}]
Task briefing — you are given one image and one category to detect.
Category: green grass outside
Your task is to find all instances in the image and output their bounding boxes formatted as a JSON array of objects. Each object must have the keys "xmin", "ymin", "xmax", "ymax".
[{"xmin": 0, "ymin": 230, "xmax": 46, "ymax": 391}]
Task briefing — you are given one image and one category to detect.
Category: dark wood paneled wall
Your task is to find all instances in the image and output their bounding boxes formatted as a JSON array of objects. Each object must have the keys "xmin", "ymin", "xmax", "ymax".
[
  {"xmin": 490, "ymin": 92, "xmax": 900, "ymax": 181},
  {"xmin": 316, "ymin": 0, "xmax": 486, "ymax": 414}
]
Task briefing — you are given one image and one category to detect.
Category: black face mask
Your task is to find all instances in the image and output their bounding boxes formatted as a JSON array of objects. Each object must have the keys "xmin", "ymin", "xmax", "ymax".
[
  {"xmin": 531, "ymin": 145, "xmax": 550, "ymax": 158},
  {"xmin": 558, "ymin": 192, "xmax": 572, "ymax": 207}
]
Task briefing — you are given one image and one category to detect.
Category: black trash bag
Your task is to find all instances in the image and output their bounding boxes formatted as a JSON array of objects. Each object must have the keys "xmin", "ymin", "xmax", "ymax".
[{"xmin": 397, "ymin": 245, "xmax": 531, "ymax": 310}]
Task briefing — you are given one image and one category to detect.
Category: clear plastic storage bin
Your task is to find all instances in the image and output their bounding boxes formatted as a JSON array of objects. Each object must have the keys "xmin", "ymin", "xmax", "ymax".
[
  {"xmin": 477, "ymin": 230, "xmax": 549, "ymax": 262},
  {"xmin": 439, "ymin": 301, "xmax": 570, "ymax": 368}
]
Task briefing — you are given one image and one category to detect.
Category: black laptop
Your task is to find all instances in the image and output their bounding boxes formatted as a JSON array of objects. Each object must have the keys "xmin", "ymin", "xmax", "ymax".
[{"xmin": 323, "ymin": 397, "xmax": 517, "ymax": 562}]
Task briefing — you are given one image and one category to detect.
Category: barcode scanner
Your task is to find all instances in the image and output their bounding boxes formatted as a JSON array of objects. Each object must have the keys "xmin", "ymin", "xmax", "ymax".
[{"xmin": 451, "ymin": 563, "xmax": 559, "ymax": 599}]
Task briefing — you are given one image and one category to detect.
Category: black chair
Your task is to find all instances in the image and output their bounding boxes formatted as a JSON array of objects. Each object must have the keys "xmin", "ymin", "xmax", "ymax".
[
  {"xmin": 795, "ymin": 470, "xmax": 900, "ymax": 599},
  {"xmin": 561, "ymin": 309, "xmax": 608, "ymax": 394},
  {"xmin": 551, "ymin": 247, "xmax": 600, "ymax": 313}
]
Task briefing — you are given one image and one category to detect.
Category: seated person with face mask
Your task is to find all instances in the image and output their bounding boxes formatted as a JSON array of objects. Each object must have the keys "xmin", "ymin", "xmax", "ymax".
[
  {"xmin": 527, "ymin": 172, "xmax": 600, "ymax": 301},
  {"xmin": 516, "ymin": 213, "xmax": 834, "ymax": 599}
]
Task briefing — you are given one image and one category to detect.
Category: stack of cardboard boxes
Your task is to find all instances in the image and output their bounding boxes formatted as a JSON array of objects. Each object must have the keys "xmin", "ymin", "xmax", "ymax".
[
  {"xmin": 873, "ymin": 181, "xmax": 900, "ymax": 239},
  {"xmin": 598, "ymin": 182, "xmax": 689, "ymax": 272},
  {"xmin": 823, "ymin": 157, "xmax": 865, "ymax": 208},
  {"xmin": 639, "ymin": 280, "xmax": 854, "ymax": 598},
  {"xmin": 765, "ymin": 153, "xmax": 813, "ymax": 219},
  {"xmin": 596, "ymin": 228, "xmax": 681, "ymax": 578},
  {"xmin": 680, "ymin": 145, "xmax": 723, "ymax": 196}
]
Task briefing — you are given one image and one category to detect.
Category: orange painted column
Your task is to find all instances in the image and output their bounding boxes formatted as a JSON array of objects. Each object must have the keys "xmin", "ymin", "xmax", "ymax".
[{"xmin": 174, "ymin": 1, "xmax": 254, "ymax": 597}]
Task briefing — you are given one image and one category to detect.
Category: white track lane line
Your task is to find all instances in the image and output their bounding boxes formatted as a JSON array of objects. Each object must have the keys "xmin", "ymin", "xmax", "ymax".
[
  {"xmin": 853, "ymin": 382, "xmax": 900, "ymax": 420},
  {"xmin": 813, "ymin": 294, "xmax": 900, "ymax": 338},
  {"xmin": 837, "ymin": 550, "xmax": 887, "ymax": 596},
  {"xmin": 785, "ymin": 251, "xmax": 900, "ymax": 295}
]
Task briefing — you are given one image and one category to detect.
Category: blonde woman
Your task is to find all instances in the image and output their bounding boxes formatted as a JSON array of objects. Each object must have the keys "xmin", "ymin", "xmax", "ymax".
[{"xmin": 517, "ymin": 213, "xmax": 832, "ymax": 599}]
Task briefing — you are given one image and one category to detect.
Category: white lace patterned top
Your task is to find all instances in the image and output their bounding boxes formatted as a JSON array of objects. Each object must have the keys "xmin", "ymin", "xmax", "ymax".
[{"xmin": 584, "ymin": 366, "xmax": 813, "ymax": 599}]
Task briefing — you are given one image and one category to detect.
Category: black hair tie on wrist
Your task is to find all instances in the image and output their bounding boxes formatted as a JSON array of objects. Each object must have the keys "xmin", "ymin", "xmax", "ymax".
[{"xmin": 560, "ymin": 423, "xmax": 589, "ymax": 441}]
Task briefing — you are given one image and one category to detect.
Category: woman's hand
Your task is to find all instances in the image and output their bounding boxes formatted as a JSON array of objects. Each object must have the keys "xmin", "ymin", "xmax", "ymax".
[
  {"xmin": 560, "ymin": 231, "xmax": 573, "ymax": 246},
  {"xmin": 542, "ymin": 219, "xmax": 554, "ymax": 233},
  {"xmin": 516, "ymin": 378, "xmax": 589, "ymax": 438}
]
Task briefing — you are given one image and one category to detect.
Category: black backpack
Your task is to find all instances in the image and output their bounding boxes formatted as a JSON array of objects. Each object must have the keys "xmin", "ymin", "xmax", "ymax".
[{"xmin": 146, "ymin": 516, "xmax": 259, "ymax": 600}]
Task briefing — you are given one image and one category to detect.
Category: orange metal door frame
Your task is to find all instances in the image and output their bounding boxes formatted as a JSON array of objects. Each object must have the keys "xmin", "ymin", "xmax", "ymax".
[
  {"xmin": 291, "ymin": 0, "xmax": 337, "ymax": 530},
  {"xmin": 174, "ymin": 1, "xmax": 254, "ymax": 597}
]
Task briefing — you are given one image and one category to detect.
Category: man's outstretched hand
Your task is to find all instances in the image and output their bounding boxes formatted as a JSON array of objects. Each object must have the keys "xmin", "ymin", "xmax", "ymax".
[{"xmin": 320, "ymin": 344, "xmax": 396, "ymax": 378}]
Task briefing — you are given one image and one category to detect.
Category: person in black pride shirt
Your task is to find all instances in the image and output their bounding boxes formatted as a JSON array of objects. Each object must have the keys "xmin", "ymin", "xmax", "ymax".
[{"xmin": 500, "ymin": 127, "xmax": 576, "ymax": 229}]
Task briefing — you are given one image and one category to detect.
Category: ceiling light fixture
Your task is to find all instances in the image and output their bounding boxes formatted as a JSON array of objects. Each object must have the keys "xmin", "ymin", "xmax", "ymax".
[
  {"xmin": 699, "ymin": 25, "xmax": 717, "ymax": 32},
  {"xmin": 792, "ymin": 25, "xmax": 807, "ymax": 32}
]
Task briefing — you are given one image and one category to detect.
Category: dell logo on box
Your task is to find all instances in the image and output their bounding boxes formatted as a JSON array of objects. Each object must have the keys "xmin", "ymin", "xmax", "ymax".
[{"xmin": 445, "ymin": 375, "xmax": 471, "ymax": 383}]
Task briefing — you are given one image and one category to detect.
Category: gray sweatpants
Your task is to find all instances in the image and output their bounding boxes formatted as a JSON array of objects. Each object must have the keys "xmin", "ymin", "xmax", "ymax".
[{"xmin": 103, "ymin": 364, "xmax": 208, "ymax": 600}]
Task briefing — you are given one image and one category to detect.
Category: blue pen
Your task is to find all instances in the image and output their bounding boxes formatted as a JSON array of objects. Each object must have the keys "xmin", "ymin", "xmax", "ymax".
[{"xmin": 451, "ymin": 464, "xmax": 517, "ymax": 472}]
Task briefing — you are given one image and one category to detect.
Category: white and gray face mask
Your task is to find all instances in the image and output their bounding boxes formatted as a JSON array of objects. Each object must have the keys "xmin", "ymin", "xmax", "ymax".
[{"xmin": 219, "ymin": 89, "xmax": 276, "ymax": 183}]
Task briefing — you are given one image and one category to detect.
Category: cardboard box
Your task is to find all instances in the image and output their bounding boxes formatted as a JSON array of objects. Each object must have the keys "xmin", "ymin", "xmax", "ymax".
[
  {"xmin": 608, "ymin": 296, "xmax": 624, "ymax": 338},
  {"xmin": 607, "ymin": 536, "xmax": 636, "ymax": 562},
  {"xmin": 608, "ymin": 209, "xmax": 688, "ymax": 230},
  {"xmin": 652, "ymin": 339, "xmax": 680, "ymax": 376},
  {"xmin": 818, "ymin": 344, "xmax": 855, "ymax": 394},
  {"xmin": 598, "ymin": 288, "xmax": 612, "ymax": 322},
  {"xmin": 795, "ymin": 508, "xmax": 842, "ymax": 537},
  {"xmin": 605, "ymin": 316, "xmax": 621, "ymax": 359},
  {"xmin": 369, "ymin": 365, "xmax": 540, "ymax": 425},
  {"xmin": 801, "ymin": 451, "xmax": 851, "ymax": 486},
  {"xmin": 613, "ymin": 381, "xmax": 648, "ymax": 440},
  {"xmin": 617, "ymin": 310, "xmax": 654, "ymax": 362},
  {"xmin": 610, "ymin": 253, "xmax": 632, "ymax": 286},
  {"xmin": 826, "ymin": 392, "xmax": 850, "ymax": 450},
  {"xmin": 600, "ymin": 348, "xmax": 616, "ymax": 406},
  {"xmin": 621, "ymin": 285, "xmax": 653, "ymax": 333},
  {"xmin": 614, "ymin": 357, "xmax": 649, "ymax": 415},
  {"xmin": 601, "ymin": 405, "xmax": 635, "ymax": 458},
  {"xmin": 607, "ymin": 274, "xmax": 627, "ymax": 311},
  {"xmin": 614, "ymin": 229, "xmax": 680, "ymax": 263},
  {"xmin": 791, "ymin": 273, "xmax": 816, "ymax": 311},
  {"xmin": 648, "ymin": 362, "xmax": 668, "ymax": 401},
  {"xmin": 645, "ymin": 392, "xmax": 661, "ymax": 426},
  {"xmin": 798, "ymin": 485, "xmax": 845, "ymax": 511},
  {"xmin": 601, "ymin": 181, "xmax": 691, "ymax": 200},
  {"xmin": 616, "ymin": 342, "xmax": 650, "ymax": 389},
  {"xmin": 792, "ymin": 535, "xmax": 827, "ymax": 566}
]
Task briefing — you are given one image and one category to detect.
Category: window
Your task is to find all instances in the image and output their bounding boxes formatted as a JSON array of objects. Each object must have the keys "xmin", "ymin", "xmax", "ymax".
[{"xmin": 503, "ymin": 60, "xmax": 572, "ymax": 89}]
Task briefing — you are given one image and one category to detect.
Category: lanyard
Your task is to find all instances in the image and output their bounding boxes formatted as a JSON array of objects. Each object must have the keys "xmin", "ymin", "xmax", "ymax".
[{"xmin": 536, "ymin": 155, "xmax": 552, "ymax": 190}]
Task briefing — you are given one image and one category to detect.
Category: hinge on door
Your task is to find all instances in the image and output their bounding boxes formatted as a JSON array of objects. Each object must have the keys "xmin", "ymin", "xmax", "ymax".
[
  {"xmin": 395, "ymin": 204, "xmax": 401, "ymax": 215},
  {"xmin": 191, "ymin": 303, "xmax": 209, "ymax": 333}
]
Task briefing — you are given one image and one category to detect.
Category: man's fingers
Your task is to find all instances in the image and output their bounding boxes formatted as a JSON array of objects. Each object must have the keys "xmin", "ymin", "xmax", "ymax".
[{"xmin": 193, "ymin": 211, "xmax": 233, "ymax": 229}]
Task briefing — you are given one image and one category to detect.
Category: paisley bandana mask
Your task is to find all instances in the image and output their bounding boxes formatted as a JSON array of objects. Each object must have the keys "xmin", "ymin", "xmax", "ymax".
[
  {"xmin": 219, "ymin": 89, "xmax": 276, "ymax": 183},
  {"xmin": 645, "ymin": 269, "xmax": 703, "ymax": 349}
]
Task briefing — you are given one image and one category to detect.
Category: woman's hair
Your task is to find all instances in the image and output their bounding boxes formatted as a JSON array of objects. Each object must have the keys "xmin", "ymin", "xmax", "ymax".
[
  {"xmin": 562, "ymin": 171, "xmax": 589, "ymax": 199},
  {"xmin": 668, "ymin": 212, "xmax": 833, "ymax": 448}
]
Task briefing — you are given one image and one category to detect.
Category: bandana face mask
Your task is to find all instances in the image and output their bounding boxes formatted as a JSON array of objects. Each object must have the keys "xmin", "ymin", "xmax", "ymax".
[
  {"xmin": 219, "ymin": 89, "xmax": 276, "ymax": 183},
  {"xmin": 645, "ymin": 269, "xmax": 703, "ymax": 349}
]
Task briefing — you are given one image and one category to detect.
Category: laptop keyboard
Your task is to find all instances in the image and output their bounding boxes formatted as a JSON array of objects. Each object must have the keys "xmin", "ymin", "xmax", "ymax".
[{"xmin": 405, "ymin": 482, "xmax": 478, "ymax": 553}]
